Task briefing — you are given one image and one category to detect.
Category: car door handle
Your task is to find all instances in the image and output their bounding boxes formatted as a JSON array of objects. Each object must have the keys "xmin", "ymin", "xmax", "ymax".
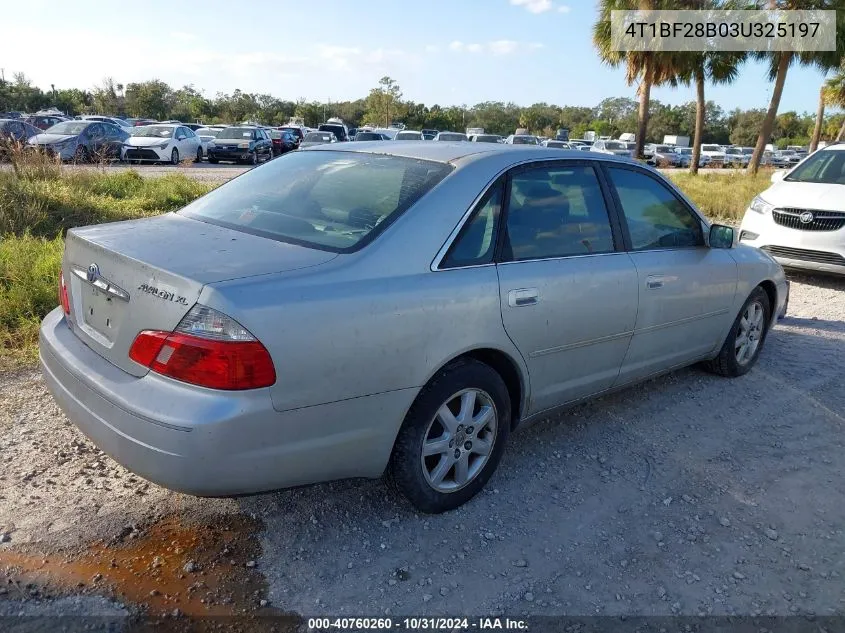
[
  {"xmin": 646, "ymin": 275, "xmax": 665, "ymax": 289},
  {"xmin": 508, "ymin": 288, "xmax": 539, "ymax": 307}
]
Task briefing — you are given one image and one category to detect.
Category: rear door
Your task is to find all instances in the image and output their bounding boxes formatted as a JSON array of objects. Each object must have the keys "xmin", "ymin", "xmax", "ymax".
[
  {"xmin": 494, "ymin": 161, "xmax": 638, "ymax": 415},
  {"xmin": 603, "ymin": 164, "xmax": 737, "ymax": 385}
]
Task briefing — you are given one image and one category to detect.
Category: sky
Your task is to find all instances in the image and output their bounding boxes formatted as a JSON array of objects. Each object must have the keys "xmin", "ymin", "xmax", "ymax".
[{"xmin": 0, "ymin": 0, "xmax": 831, "ymax": 115}]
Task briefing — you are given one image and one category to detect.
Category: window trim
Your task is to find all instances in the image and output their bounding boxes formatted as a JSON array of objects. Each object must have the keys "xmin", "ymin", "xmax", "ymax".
[
  {"xmin": 599, "ymin": 162, "xmax": 708, "ymax": 253},
  {"xmin": 495, "ymin": 159, "xmax": 626, "ymax": 264},
  {"xmin": 440, "ymin": 179, "xmax": 504, "ymax": 269}
]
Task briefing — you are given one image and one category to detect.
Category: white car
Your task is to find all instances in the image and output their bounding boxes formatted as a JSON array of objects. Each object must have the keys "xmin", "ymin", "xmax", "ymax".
[
  {"xmin": 195, "ymin": 126, "xmax": 226, "ymax": 158},
  {"xmin": 700, "ymin": 144, "xmax": 727, "ymax": 167},
  {"xmin": 590, "ymin": 140, "xmax": 633, "ymax": 157},
  {"xmin": 394, "ymin": 130, "xmax": 423, "ymax": 140},
  {"xmin": 724, "ymin": 146, "xmax": 751, "ymax": 168},
  {"xmin": 739, "ymin": 143, "xmax": 845, "ymax": 275},
  {"xmin": 122, "ymin": 124, "xmax": 202, "ymax": 164}
]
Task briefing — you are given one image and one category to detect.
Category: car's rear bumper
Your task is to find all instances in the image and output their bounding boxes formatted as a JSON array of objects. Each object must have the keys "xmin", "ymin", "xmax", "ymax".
[{"xmin": 39, "ymin": 307, "xmax": 415, "ymax": 496}]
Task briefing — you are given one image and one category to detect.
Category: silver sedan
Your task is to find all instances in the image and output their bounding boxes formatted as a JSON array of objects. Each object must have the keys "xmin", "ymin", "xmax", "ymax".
[{"xmin": 40, "ymin": 143, "xmax": 789, "ymax": 513}]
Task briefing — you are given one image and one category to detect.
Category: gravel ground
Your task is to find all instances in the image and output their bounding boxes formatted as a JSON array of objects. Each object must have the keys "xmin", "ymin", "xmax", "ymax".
[{"xmin": 0, "ymin": 272, "xmax": 843, "ymax": 622}]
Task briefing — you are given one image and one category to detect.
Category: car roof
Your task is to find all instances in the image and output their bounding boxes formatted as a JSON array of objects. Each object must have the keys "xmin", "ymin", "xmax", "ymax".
[{"xmin": 306, "ymin": 141, "xmax": 645, "ymax": 167}]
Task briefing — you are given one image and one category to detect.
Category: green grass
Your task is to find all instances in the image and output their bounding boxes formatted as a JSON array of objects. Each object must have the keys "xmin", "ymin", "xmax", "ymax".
[
  {"xmin": 0, "ymin": 162, "xmax": 769, "ymax": 369},
  {"xmin": 0, "ymin": 157, "xmax": 213, "ymax": 369},
  {"xmin": 668, "ymin": 170, "xmax": 773, "ymax": 222}
]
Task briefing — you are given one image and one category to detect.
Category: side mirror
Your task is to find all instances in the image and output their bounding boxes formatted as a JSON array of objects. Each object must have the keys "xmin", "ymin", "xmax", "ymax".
[
  {"xmin": 770, "ymin": 170, "xmax": 786, "ymax": 183},
  {"xmin": 709, "ymin": 224, "xmax": 735, "ymax": 249}
]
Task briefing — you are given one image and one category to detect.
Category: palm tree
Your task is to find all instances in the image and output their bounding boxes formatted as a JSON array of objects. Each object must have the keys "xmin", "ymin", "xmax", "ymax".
[
  {"xmin": 684, "ymin": 51, "xmax": 745, "ymax": 174},
  {"xmin": 809, "ymin": 82, "xmax": 826, "ymax": 152},
  {"xmin": 747, "ymin": 1, "xmax": 845, "ymax": 174},
  {"xmin": 593, "ymin": 0, "xmax": 685, "ymax": 158},
  {"xmin": 823, "ymin": 63, "xmax": 845, "ymax": 141}
]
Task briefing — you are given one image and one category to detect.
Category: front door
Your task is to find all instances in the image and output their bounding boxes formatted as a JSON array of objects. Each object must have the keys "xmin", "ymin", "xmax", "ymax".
[
  {"xmin": 603, "ymin": 165, "xmax": 738, "ymax": 385},
  {"xmin": 495, "ymin": 162, "xmax": 638, "ymax": 415}
]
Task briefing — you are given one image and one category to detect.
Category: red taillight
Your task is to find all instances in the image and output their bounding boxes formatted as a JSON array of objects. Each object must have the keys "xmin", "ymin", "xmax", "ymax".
[
  {"xmin": 59, "ymin": 270, "xmax": 70, "ymax": 315},
  {"xmin": 129, "ymin": 330, "xmax": 276, "ymax": 390}
]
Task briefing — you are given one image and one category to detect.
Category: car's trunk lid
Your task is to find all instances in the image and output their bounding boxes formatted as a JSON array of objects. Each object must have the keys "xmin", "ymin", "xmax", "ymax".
[{"xmin": 63, "ymin": 213, "xmax": 337, "ymax": 376}]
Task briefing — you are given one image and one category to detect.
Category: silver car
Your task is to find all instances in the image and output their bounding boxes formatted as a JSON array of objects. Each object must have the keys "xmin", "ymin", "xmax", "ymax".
[{"xmin": 40, "ymin": 144, "xmax": 788, "ymax": 513}]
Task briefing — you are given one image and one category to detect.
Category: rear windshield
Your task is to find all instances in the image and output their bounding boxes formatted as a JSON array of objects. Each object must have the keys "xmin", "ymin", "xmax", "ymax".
[
  {"xmin": 512, "ymin": 136, "xmax": 537, "ymax": 145},
  {"xmin": 437, "ymin": 133, "xmax": 467, "ymax": 141},
  {"xmin": 355, "ymin": 132, "xmax": 382, "ymax": 141},
  {"xmin": 179, "ymin": 151, "xmax": 454, "ymax": 252},
  {"xmin": 473, "ymin": 135, "xmax": 500, "ymax": 143},
  {"xmin": 45, "ymin": 121, "xmax": 89, "ymax": 135}
]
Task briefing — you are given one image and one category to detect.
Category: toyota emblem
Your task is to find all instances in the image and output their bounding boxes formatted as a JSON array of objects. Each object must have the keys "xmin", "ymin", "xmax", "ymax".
[
  {"xmin": 86, "ymin": 263, "xmax": 100, "ymax": 283},
  {"xmin": 799, "ymin": 212, "xmax": 814, "ymax": 224}
]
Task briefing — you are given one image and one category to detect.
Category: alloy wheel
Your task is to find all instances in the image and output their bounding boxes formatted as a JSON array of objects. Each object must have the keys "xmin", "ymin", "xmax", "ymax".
[
  {"xmin": 735, "ymin": 300, "xmax": 765, "ymax": 365},
  {"xmin": 420, "ymin": 388, "xmax": 498, "ymax": 493}
]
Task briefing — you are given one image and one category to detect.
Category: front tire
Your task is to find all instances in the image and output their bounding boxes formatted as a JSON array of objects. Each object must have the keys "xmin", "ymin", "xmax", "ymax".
[
  {"xmin": 703, "ymin": 287, "xmax": 771, "ymax": 378},
  {"xmin": 170, "ymin": 148, "xmax": 179, "ymax": 165},
  {"xmin": 388, "ymin": 359, "xmax": 511, "ymax": 513}
]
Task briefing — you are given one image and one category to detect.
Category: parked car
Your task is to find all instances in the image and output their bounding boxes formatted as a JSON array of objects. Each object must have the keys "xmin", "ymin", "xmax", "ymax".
[
  {"xmin": 207, "ymin": 126, "xmax": 273, "ymax": 164},
  {"xmin": 318, "ymin": 122, "xmax": 349, "ymax": 142},
  {"xmin": 505, "ymin": 134, "xmax": 539, "ymax": 145},
  {"xmin": 133, "ymin": 119, "xmax": 159, "ymax": 127},
  {"xmin": 672, "ymin": 147, "xmax": 711, "ymax": 168},
  {"xmin": 278, "ymin": 125, "xmax": 306, "ymax": 145},
  {"xmin": 0, "ymin": 119, "xmax": 42, "ymax": 157},
  {"xmin": 267, "ymin": 129, "xmax": 298, "ymax": 156},
  {"xmin": 195, "ymin": 126, "xmax": 225, "ymax": 158},
  {"xmin": 300, "ymin": 131, "xmax": 337, "ymax": 147},
  {"xmin": 434, "ymin": 132, "xmax": 468, "ymax": 142},
  {"xmin": 739, "ymin": 143, "xmax": 845, "ymax": 275},
  {"xmin": 471, "ymin": 134, "xmax": 503, "ymax": 143},
  {"xmin": 27, "ymin": 120, "xmax": 128, "ymax": 162},
  {"xmin": 25, "ymin": 114, "xmax": 69, "ymax": 130},
  {"xmin": 122, "ymin": 124, "xmax": 202, "ymax": 164},
  {"xmin": 770, "ymin": 150, "xmax": 802, "ymax": 169},
  {"xmin": 541, "ymin": 140, "xmax": 572, "ymax": 149},
  {"xmin": 591, "ymin": 140, "xmax": 633, "ymax": 157},
  {"xmin": 647, "ymin": 144, "xmax": 681, "ymax": 167},
  {"xmin": 699, "ymin": 144, "xmax": 727, "ymax": 167},
  {"xmin": 354, "ymin": 131, "xmax": 388, "ymax": 141},
  {"xmin": 80, "ymin": 115, "xmax": 133, "ymax": 131},
  {"xmin": 394, "ymin": 130, "xmax": 424, "ymax": 140},
  {"xmin": 724, "ymin": 146, "xmax": 751, "ymax": 168},
  {"xmin": 40, "ymin": 144, "xmax": 788, "ymax": 514},
  {"xmin": 421, "ymin": 129, "xmax": 439, "ymax": 140}
]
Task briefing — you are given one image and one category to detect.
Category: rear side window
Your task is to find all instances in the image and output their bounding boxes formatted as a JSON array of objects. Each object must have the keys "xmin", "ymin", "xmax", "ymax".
[
  {"xmin": 606, "ymin": 167, "xmax": 703, "ymax": 250},
  {"xmin": 180, "ymin": 151, "xmax": 453, "ymax": 252},
  {"xmin": 441, "ymin": 182, "xmax": 503, "ymax": 268}
]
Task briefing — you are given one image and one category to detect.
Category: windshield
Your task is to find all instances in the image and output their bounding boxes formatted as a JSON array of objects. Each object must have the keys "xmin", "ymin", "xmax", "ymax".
[
  {"xmin": 44, "ymin": 121, "xmax": 89, "ymax": 135},
  {"xmin": 702, "ymin": 145, "xmax": 721, "ymax": 152},
  {"xmin": 131, "ymin": 125, "xmax": 175, "ymax": 138},
  {"xmin": 180, "ymin": 151, "xmax": 453, "ymax": 251},
  {"xmin": 741, "ymin": 148, "xmax": 754, "ymax": 155},
  {"xmin": 474, "ymin": 135, "xmax": 499, "ymax": 143},
  {"xmin": 784, "ymin": 150, "xmax": 845, "ymax": 185},
  {"xmin": 512, "ymin": 136, "xmax": 537, "ymax": 145},
  {"xmin": 655, "ymin": 145, "xmax": 671, "ymax": 152},
  {"xmin": 196, "ymin": 127, "xmax": 221, "ymax": 137},
  {"xmin": 395, "ymin": 132, "xmax": 422, "ymax": 140},
  {"xmin": 217, "ymin": 127, "xmax": 254, "ymax": 139},
  {"xmin": 304, "ymin": 132, "xmax": 332, "ymax": 142},
  {"xmin": 605, "ymin": 141, "xmax": 625, "ymax": 149},
  {"xmin": 725, "ymin": 147, "xmax": 741, "ymax": 155},
  {"xmin": 437, "ymin": 133, "xmax": 467, "ymax": 141},
  {"xmin": 676, "ymin": 148, "xmax": 692, "ymax": 154}
]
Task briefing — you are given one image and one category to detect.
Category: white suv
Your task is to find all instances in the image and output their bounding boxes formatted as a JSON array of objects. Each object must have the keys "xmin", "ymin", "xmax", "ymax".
[{"xmin": 738, "ymin": 143, "xmax": 845, "ymax": 275}]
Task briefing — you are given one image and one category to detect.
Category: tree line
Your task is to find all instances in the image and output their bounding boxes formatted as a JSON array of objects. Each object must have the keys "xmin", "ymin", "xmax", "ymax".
[{"xmin": 1, "ymin": 71, "xmax": 843, "ymax": 152}]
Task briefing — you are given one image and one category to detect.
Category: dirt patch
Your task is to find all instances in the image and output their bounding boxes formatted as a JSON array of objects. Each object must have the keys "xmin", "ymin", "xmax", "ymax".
[{"xmin": 0, "ymin": 513, "xmax": 300, "ymax": 629}]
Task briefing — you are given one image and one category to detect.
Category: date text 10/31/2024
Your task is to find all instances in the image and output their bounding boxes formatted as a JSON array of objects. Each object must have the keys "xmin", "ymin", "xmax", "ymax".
[{"xmin": 307, "ymin": 617, "xmax": 529, "ymax": 630}]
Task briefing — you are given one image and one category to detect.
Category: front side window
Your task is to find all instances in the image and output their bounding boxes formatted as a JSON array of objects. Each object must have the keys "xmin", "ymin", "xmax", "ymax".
[
  {"xmin": 180, "ymin": 151, "xmax": 453, "ymax": 252},
  {"xmin": 441, "ymin": 182, "xmax": 503, "ymax": 268},
  {"xmin": 502, "ymin": 164, "xmax": 615, "ymax": 262},
  {"xmin": 607, "ymin": 167, "xmax": 703, "ymax": 251}
]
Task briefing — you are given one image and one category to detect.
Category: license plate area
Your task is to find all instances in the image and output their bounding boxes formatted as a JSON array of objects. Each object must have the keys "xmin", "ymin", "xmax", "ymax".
[{"xmin": 81, "ymin": 285, "xmax": 122, "ymax": 344}]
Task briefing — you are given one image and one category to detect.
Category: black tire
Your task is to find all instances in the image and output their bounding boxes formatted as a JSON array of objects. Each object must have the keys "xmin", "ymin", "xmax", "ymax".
[
  {"xmin": 703, "ymin": 286, "xmax": 771, "ymax": 378},
  {"xmin": 170, "ymin": 148, "xmax": 179, "ymax": 165},
  {"xmin": 195, "ymin": 147, "xmax": 203, "ymax": 163},
  {"xmin": 208, "ymin": 156, "xmax": 218, "ymax": 164},
  {"xmin": 73, "ymin": 145, "xmax": 88, "ymax": 163},
  {"xmin": 388, "ymin": 359, "xmax": 511, "ymax": 513}
]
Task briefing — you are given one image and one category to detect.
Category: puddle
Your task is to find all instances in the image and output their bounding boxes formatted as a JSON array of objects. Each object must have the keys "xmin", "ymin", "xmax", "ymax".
[{"xmin": 0, "ymin": 513, "xmax": 292, "ymax": 622}]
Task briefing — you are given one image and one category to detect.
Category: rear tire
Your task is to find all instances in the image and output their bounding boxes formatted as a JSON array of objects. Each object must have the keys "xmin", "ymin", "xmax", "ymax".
[
  {"xmin": 208, "ymin": 156, "xmax": 218, "ymax": 164},
  {"xmin": 195, "ymin": 147, "xmax": 203, "ymax": 163},
  {"xmin": 387, "ymin": 359, "xmax": 511, "ymax": 513},
  {"xmin": 703, "ymin": 287, "xmax": 771, "ymax": 378}
]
